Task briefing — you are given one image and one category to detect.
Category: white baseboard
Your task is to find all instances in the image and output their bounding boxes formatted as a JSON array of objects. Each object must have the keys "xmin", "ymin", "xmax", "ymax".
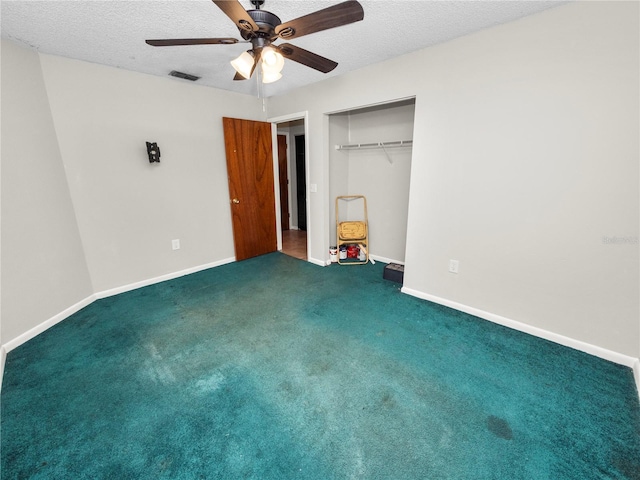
[
  {"xmin": 634, "ymin": 360, "xmax": 640, "ymax": 400},
  {"xmin": 0, "ymin": 345, "xmax": 7, "ymax": 393},
  {"xmin": 3, "ymin": 294, "xmax": 97, "ymax": 354},
  {"xmin": 370, "ymin": 255, "xmax": 404, "ymax": 265},
  {"xmin": 320, "ymin": 255, "xmax": 403, "ymax": 267},
  {"xmin": 95, "ymin": 257, "xmax": 235, "ymax": 299},
  {"xmin": 1, "ymin": 258, "xmax": 236, "ymax": 357},
  {"xmin": 308, "ymin": 257, "xmax": 327, "ymax": 267},
  {"xmin": 401, "ymin": 287, "xmax": 639, "ymax": 370}
]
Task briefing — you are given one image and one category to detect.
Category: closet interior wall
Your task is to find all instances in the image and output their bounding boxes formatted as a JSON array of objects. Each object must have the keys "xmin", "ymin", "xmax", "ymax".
[{"xmin": 329, "ymin": 100, "xmax": 415, "ymax": 264}]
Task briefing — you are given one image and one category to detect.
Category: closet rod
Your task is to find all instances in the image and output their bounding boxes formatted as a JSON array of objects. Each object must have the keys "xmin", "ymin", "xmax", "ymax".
[{"xmin": 334, "ymin": 140, "xmax": 413, "ymax": 151}]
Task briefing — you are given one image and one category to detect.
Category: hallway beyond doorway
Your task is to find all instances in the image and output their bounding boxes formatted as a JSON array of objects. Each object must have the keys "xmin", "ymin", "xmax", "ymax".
[{"xmin": 281, "ymin": 229, "xmax": 307, "ymax": 261}]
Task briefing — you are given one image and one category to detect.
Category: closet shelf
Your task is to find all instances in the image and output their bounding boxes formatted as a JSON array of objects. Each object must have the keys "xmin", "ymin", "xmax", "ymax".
[
  {"xmin": 335, "ymin": 140, "xmax": 412, "ymax": 164},
  {"xmin": 334, "ymin": 140, "xmax": 413, "ymax": 151}
]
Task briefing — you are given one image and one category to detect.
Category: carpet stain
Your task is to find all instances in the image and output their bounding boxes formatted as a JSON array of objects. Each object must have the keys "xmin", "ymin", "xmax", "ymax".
[
  {"xmin": 193, "ymin": 371, "xmax": 225, "ymax": 394},
  {"xmin": 487, "ymin": 415, "xmax": 513, "ymax": 440},
  {"xmin": 380, "ymin": 390, "xmax": 396, "ymax": 409},
  {"xmin": 612, "ymin": 449, "xmax": 640, "ymax": 480},
  {"xmin": 308, "ymin": 360, "xmax": 331, "ymax": 376}
]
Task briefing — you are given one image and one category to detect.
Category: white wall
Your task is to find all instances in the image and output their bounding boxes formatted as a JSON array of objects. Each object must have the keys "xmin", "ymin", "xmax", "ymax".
[
  {"xmin": 1, "ymin": 40, "xmax": 93, "ymax": 344},
  {"xmin": 1, "ymin": 42, "xmax": 265, "ymax": 346},
  {"xmin": 39, "ymin": 54, "xmax": 265, "ymax": 292},
  {"xmin": 267, "ymin": 2, "xmax": 640, "ymax": 358}
]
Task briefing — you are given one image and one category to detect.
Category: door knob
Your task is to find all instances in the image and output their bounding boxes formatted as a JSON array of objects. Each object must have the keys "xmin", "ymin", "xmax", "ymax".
[{"xmin": 232, "ymin": 198, "xmax": 240, "ymax": 204}]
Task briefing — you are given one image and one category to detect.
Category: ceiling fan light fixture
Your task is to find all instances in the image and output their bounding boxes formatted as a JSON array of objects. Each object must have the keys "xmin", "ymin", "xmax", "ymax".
[
  {"xmin": 147, "ymin": 0, "xmax": 365, "ymax": 84},
  {"xmin": 230, "ymin": 50, "xmax": 255, "ymax": 79},
  {"xmin": 261, "ymin": 46, "xmax": 284, "ymax": 73},
  {"xmin": 262, "ymin": 70, "xmax": 282, "ymax": 84}
]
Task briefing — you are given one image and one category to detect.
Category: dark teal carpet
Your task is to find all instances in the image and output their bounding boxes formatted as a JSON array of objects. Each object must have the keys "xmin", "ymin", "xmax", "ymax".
[{"xmin": 2, "ymin": 253, "xmax": 639, "ymax": 479}]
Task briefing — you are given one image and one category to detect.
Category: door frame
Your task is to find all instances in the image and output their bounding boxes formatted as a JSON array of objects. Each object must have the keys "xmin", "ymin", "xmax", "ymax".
[{"xmin": 268, "ymin": 111, "xmax": 310, "ymax": 257}]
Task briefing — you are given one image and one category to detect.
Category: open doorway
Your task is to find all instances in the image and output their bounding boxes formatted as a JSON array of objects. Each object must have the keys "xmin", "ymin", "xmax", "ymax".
[{"xmin": 275, "ymin": 118, "xmax": 307, "ymax": 261}]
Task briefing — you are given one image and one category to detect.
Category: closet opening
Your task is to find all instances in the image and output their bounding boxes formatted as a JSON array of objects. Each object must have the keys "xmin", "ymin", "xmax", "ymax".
[{"xmin": 328, "ymin": 98, "xmax": 416, "ymax": 267}]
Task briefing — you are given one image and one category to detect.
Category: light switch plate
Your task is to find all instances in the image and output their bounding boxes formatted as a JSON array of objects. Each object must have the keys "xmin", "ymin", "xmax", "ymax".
[{"xmin": 449, "ymin": 259, "xmax": 459, "ymax": 274}]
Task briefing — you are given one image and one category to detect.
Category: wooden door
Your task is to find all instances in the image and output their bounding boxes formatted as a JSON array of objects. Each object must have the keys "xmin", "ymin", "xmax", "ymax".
[
  {"xmin": 277, "ymin": 135, "xmax": 290, "ymax": 231},
  {"xmin": 223, "ymin": 117, "xmax": 277, "ymax": 261}
]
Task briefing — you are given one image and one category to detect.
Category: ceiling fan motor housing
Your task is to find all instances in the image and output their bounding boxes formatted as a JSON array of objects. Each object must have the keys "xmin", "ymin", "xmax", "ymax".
[{"xmin": 240, "ymin": 9, "xmax": 282, "ymax": 41}]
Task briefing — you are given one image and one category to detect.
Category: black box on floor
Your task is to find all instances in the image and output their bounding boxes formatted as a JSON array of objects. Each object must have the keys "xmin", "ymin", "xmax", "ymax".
[{"xmin": 383, "ymin": 263, "xmax": 404, "ymax": 284}]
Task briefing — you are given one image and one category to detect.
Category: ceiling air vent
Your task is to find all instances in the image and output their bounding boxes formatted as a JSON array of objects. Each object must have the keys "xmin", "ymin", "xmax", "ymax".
[{"xmin": 169, "ymin": 70, "xmax": 200, "ymax": 82}]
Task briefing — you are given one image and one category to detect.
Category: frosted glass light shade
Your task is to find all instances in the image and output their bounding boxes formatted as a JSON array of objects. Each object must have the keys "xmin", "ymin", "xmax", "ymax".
[
  {"xmin": 230, "ymin": 51, "xmax": 255, "ymax": 79},
  {"xmin": 262, "ymin": 70, "xmax": 282, "ymax": 84},
  {"xmin": 261, "ymin": 46, "xmax": 284, "ymax": 73}
]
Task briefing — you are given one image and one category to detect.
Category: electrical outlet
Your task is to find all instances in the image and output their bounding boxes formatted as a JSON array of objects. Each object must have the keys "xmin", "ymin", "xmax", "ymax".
[
  {"xmin": 309, "ymin": 183, "xmax": 318, "ymax": 193},
  {"xmin": 449, "ymin": 259, "xmax": 459, "ymax": 274},
  {"xmin": 172, "ymin": 239, "xmax": 180, "ymax": 250}
]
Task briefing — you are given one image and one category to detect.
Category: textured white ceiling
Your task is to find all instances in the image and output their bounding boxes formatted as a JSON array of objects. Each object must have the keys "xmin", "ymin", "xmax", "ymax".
[{"xmin": 1, "ymin": 0, "xmax": 565, "ymax": 97}]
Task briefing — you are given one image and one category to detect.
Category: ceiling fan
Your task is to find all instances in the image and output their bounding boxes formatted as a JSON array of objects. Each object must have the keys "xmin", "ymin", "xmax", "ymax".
[{"xmin": 146, "ymin": 0, "xmax": 365, "ymax": 84}]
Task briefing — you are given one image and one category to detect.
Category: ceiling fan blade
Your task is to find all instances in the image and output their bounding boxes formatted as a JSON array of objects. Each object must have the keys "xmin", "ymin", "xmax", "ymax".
[
  {"xmin": 275, "ymin": 1, "xmax": 364, "ymax": 40},
  {"xmin": 212, "ymin": 0, "xmax": 259, "ymax": 33},
  {"xmin": 233, "ymin": 71, "xmax": 247, "ymax": 81},
  {"xmin": 146, "ymin": 38, "xmax": 239, "ymax": 46},
  {"xmin": 276, "ymin": 44, "xmax": 338, "ymax": 73}
]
